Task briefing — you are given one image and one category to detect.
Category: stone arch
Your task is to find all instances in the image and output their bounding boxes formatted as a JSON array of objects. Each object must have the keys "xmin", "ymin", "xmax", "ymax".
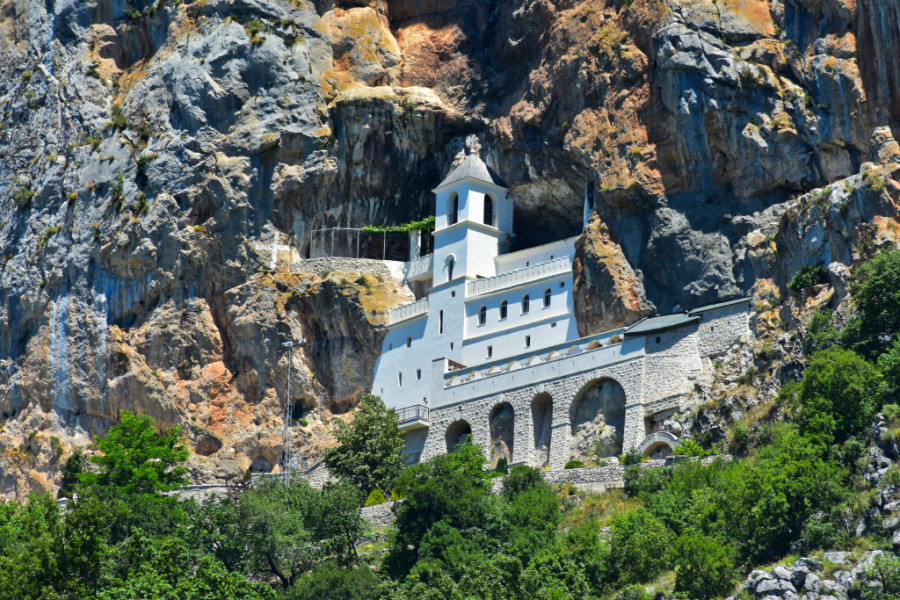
[
  {"xmin": 531, "ymin": 393, "xmax": 553, "ymax": 468},
  {"xmin": 446, "ymin": 419, "xmax": 472, "ymax": 452},
  {"xmin": 489, "ymin": 402, "xmax": 514, "ymax": 467},
  {"xmin": 638, "ymin": 431, "xmax": 679, "ymax": 459},
  {"xmin": 568, "ymin": 378, "xmax": 627, "ymax": 461}
]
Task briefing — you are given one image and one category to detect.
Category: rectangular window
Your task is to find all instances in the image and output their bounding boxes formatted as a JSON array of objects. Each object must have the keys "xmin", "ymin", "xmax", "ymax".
[
  {"xmin": 416, "ymin": 369, "xmax": 422, "ymax": 380},
  {"xmin": 407, "ymin": 337, "xmax": 412, "ymax": 348},
  {"xmin": 398, "ymin": 373, "xmax": 402, "ymax": 386},
  {"xmin": 487, "ymin": 346, "xmax": 493, "ymax": 358},
  {"xmin": 655, "ymin": 336, "xmax": 661, "ymax": 344},
  {"xmin": 439, "ymin": 310, "xmax": 444, "ymax": 334},
  {"xmin": 525, "ymin": 335, "xmax": 531, "ymax": 348}
]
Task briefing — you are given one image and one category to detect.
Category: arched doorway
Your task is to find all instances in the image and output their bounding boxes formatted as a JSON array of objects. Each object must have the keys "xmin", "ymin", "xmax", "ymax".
[
  {"xmin": 638, "ymin": 431, "xmax": 678, "ymax": 459},
  {"xmin": 489, "ymin": 403, "xmax": 514, "ymax": 467},
  {"xmin": 446, "ymin": 419, "xmax": 472, "ymax": 453},
  {"xmin": 531, "ymin": 393, "xmax": 552, "ymax": 468},
  {"xmin": 568, "ymin": 378, "xmax": 626, "ymax": 461}
]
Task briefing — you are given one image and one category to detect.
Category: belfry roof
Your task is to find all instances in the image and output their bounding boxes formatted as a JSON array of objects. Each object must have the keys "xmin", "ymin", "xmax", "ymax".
[{"xmin": 436, "ymin": 152, "xmax": 507, "ymax": 190}]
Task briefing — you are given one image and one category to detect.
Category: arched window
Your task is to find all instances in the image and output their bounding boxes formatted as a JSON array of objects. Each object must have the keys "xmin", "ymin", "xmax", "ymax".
[
  {"xmin": 499, "ymin": 300, "xmax": 508, "ymax": 320},
  {"xmin": 448, "ymin": 192, "xmax": 459, "ymax": 226},
  {"xmin": 522, "ymin": 294, "xmax": 530, "ymax": 314},
  {"xmin": 543, "ymin": 288, "xmax": 552, "ymax": 308},
  {"xmin": 483, "ymin": 195, "xmax": 494, "ymax": 227},
  {"xmin": 447, "ymin": 258, "xmax": 454, "ymax": 281},
  {"xmin": 478, "ymin": 305, "xmax": 487, "ymax": 325}
]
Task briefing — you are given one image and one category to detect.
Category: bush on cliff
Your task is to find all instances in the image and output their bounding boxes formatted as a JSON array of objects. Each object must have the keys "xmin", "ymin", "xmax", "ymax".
[
  {"xmin": 843, "ymin": 249, "xmax": 900, "ymax": 358},
  {"xmin": 796, "ymin": 347, "xmax": 883, "ymax": 445}
]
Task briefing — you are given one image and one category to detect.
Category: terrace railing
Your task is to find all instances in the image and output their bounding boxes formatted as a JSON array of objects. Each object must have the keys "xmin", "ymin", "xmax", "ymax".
[{"xmin": 395, "ymin": 404, "xmax": 429, "ymax": 424}]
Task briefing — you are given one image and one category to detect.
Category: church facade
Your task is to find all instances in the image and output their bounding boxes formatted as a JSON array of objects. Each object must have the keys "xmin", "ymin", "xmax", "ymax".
[{"xmin": 370, "ymin": 140, "xmax": 750, "ymax": 469}]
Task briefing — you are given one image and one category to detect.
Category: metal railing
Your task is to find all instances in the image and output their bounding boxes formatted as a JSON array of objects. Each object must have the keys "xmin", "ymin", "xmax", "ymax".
[
  {"xmin": 395, "ymin": 404, "xmax": 429, "ymax": 424},
  {"xmin": 389, "ymin": 297, "xmax": 429, "ymax": 324},
  {"xmin": 467, "ymin": 256, "xmax": 571, "ymax": 297}
]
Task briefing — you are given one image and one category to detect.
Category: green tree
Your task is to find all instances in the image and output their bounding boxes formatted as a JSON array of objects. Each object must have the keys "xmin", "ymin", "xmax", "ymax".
[
  {"xmin": 385, "ymin": 440, "xmax": 491, "ymax": 577},
  {"xmin": 96, "ymin": 530, "xmax": 274, "ymax": 600},
  {"xmin": 671, "ymin": 531, "xmax": 737, "ymax": 600},
  {"xmin": 606, "ymin": 508, "xmax": 670, "ymax": 584},
  {"xmin": 797, "ymin": 348, "xmax": 883, "ymax": 444},
  {"xmin": 323, "ymin": 394, "xmax": 405, "ymax": 497},
  {"xmin": 81, "ymin": 411, "xmax": 189, "ymax": 494},
  {"xmin": 843, "ymin": 250, "xmax": 900, "ymax": 358},
  {"xmin": 234, "ymin": 478, "xmax": 317, "ymax": 587},
  {"xmin": 308, "ymin": 482, "xmax": 366, "ymax": 567},
  {"xmin": 803, "ymin": 308, "xmax": 841, "ymax": 356},
  {"xmin": 878, "ymin": 338, "xmax": 900, "ymax": 402},
  {"xmin": 864, "ymin": 554, "xmax": 900, "ymax": 600},
  {"xmin": 284, "ymin": 563, "xmax": 383, "ymax": 600}
]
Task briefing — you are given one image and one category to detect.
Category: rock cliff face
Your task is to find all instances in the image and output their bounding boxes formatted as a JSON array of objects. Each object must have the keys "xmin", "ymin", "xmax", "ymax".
[{"xmin": 0, "ymin": 0, "xmax": 899, "ymax": 496}]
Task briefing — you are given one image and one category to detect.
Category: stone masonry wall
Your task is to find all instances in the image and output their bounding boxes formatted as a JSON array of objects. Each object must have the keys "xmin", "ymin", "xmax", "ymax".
[
  {"xmin": 411, "ymin": 305, "xmax": 749, "ymax": 470},
  {"xmin": 695, "ymin": 304, "xmax": 751, "ymax": 357},
  {"xmin": 292, "ymin": 258, "xmax": 398, "ymax": 278},
  {"xmin": 422, "ymin": 355, "xmax": 646, "ymax": 470},
  {"xmin": 641, "ymin": 325, "xmax": 703, "ymax": 406}
]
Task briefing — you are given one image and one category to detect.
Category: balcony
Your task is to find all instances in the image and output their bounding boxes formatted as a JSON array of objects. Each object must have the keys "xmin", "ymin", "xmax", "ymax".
[
  {"xmin": 405, "ymin": 253, "xmax": 433, "ymax": 280},
  {"xmin": 395, "ymin": 404, "xmax": 430, "ymax": 432}
]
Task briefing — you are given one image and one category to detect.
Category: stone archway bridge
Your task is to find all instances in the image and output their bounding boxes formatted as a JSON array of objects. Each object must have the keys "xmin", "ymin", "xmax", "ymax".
[{"xmin": 399, "ymin": 299, "xmax": 750, "ymax": 470}]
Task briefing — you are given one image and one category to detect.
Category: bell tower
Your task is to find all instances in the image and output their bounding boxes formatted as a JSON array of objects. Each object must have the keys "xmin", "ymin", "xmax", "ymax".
[{"xmin": 431, "ymin": 137, "xmax": 511, "ymax": 285}]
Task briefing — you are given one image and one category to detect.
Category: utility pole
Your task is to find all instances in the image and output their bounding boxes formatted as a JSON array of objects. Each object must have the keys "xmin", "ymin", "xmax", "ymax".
[{"xmin": 281, "ymin": 338, "xmax": 307, "ymax": 484}]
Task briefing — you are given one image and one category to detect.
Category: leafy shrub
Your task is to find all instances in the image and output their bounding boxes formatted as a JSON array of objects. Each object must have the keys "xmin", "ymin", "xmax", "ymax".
[
  {"xmin": 843, "ymin": 250, "xmax": 900, "ymax": 358},
  {"xmin": 673, "ymin": 439, "xmax": 710, "ymax": 457},
  {"xmin": 864, "ymin": 554, "xmax": 900, "ymax": 600},
  {"xmin": 609, "ymin": 335, "xmax": 623, "ymax": 344},
  {"xmin": 606, "ymin": 508, "xmax": 670, "ymax": 584},
  {"xmin": 672, "ymin": 532, "xmax": 738, "ymax": 600},
  {"xmin": 728, "ymin": 423, "xmax": 753, "ymax": 456},
  {"xmin": 797, "ymin": 347, "xmax": 882, "ymax": 445},
  {"xmin": 564, "ymin": 460, "xmax": 584, "ymax": 469},
  {"xmin": 737, "ymin": 366, "xmax": 758, "ymax": 385},
  {"xmin": 789, "ymin": 264, "xmax": 827, "ymax": 292},
  {"xmin": 619, "ymin": 448, "xmax": 644, "ymax": 465},
  {"xmin": 364, "ymin": 488, "xmax": 386, "ymax": 507},
  {"xmin": 502, "ymin": 465, "xmax": 545, "ymax": 499},
  {"xmin": 804, "ymin": 308, "xmax": 840, "ymax": 356},
  {"xmin": 614, "ymin": 585, "xmax": 653, "ymax": 600},
  {"xmin": 800, "ymin": 513, "xmax": 844, "ymax": 551},
  {"xmin": 284, "ymin": 564, "xmax": 382, "ymax": 600},
  {"xmin": 13, "ymin": 185, "xmax": 34, "ymax": 208}
]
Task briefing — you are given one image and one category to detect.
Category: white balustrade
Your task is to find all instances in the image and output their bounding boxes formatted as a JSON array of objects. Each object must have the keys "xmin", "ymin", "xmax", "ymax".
[
  {"xmin": 467, "ymin": 257, "xmax": 571, "ymax": 297},
  {"xmin": 389, "ymin": 297, "xmax": 429, "ymax": 324}
]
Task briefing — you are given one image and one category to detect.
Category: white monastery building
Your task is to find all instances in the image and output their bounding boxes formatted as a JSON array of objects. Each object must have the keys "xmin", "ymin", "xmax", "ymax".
[{"xmin": 370, "ymin": 138, "xmax": 750, "ymax": 470}]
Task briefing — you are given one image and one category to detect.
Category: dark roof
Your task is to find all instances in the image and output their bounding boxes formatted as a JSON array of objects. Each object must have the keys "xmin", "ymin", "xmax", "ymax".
[
  {"xmin": 624, "ymin": 314, "xmax": 701, "ymax": 337},
  {"xmin": 688, "ymin": 297, "xmax": 752, "ymax": 315},
  {"xmin": 436, "ymin": 153, "xmax": 507, "ymax": 189},
  {"xmin": 624, "ymin": 297, "xmax": 751, "ymax": 337}
]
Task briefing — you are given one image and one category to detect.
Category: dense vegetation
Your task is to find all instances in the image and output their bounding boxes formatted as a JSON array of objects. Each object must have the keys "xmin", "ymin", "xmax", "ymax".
[{"xmin": 3, "ymin": 250, "xmax": 900, "ymax": 599}]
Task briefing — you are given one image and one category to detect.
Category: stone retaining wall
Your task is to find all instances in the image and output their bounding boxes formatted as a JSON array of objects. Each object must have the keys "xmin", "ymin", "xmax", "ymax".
[
  {"xmin": 291, "ymin": 258, "xmax": 395, "ymax": 278},
  {"xmin": 361, "ymin": 500, "xmax": 399, "ymax": 529}
]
